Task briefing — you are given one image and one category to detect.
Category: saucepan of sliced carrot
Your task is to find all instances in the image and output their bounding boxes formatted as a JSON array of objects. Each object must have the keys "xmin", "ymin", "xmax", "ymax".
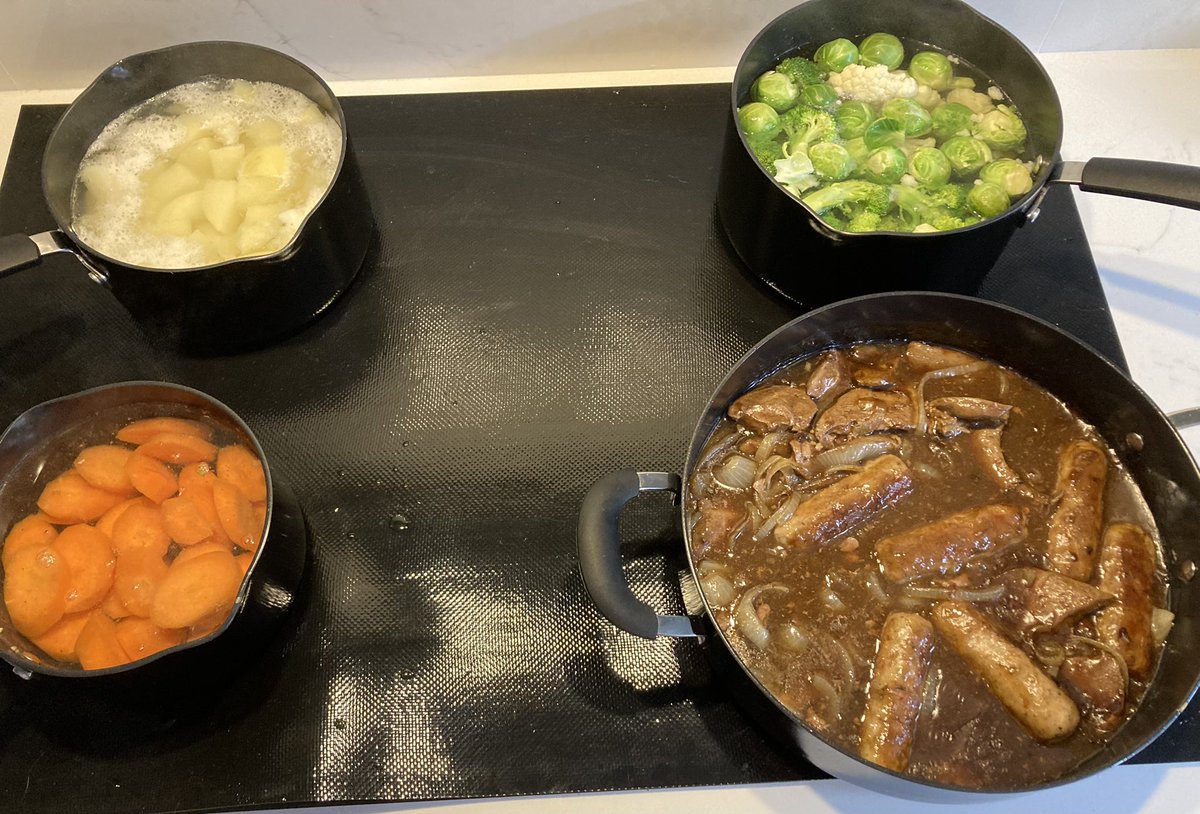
[{"xmin": 0, "ymin": 384, "xmax": 281, "ymax": 675}]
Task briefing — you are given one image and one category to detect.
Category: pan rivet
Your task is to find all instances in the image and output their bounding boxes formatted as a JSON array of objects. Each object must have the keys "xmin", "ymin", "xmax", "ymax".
[
  {"xmin": 1026, "ymin": 207, "xmax": 1041, "ymax": 224},
  {"xmin": 1181, "ymin": 560, "xmax": 1196, "ymax": 582},
  {"xmin": 11, "ymin": 666, "xmax": 32, "ymax": 680},
  {"xmin": 1125, "ymin": 432, "xmax": 1144, "ymax": 452}
]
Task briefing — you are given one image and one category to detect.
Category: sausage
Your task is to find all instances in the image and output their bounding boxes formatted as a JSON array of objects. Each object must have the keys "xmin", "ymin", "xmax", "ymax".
[
  {"xmin": 875, "ymin": 503, "xmax": 1025, "ymax": 583},
  {"xmin": 773, "ymin": 454, "xmax": 913, "ymax": 549},
  {"xmin": 932, "ymin": 600, "xmax": 1080, "ymax": 742},
  {"xmin": 1045, "ymin": 440, "xmax": 1108, "ymax": 581},
  {"xmin": 859, "ymin": 612, "xmax": 935, "ymax": 772},
  {"xmin": 968, "ymin": 428, "xmax": 1022, "ymax": 489},
  {"xmin": 1095, "ymin": 522, "xmax": 1158, "ymax": 681}
]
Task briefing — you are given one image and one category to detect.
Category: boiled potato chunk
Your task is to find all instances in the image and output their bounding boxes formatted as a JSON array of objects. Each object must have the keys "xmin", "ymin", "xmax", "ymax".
[
  {"xmin": 153, "ymin": 190, "xmax": 204, "ymax": 237},
  {"xmin": 78, "ymin": 164, "xmax": 120, "ymax": 211},
  {"xmin": 230, "ymin": 79, "xmax": 256, "ymax": 102},
  {"xmin": 208, "ymin": 144, "xmax": 246, "ymax": 180},
  {"xmin": 243, "ymin": 118, "xmax": 283, "ymax": 148},
  {"xmin": 201, "ymin": 179, "xmax": 240, "ymax": 234},
  {"xmin": 143, "ymin": 162, "xmax": 203, "ymax": 216},
  {"xmin": 237, "ymin": 204, "xmax": 283, "ymax": 255},
  {"xmin": 298, "ymin": 103, "xmax": 325, "ymax": 125},
  {"xmin": 173, "ymin": 136, "xmax": 218, "ymax": 176},
  {"xmin": 236, "ymin": 175, "xmax": 285, "ymax": 208},
  {"xmin": 241, "ymin": 145, "xmax": 290, "ymax": 180}
]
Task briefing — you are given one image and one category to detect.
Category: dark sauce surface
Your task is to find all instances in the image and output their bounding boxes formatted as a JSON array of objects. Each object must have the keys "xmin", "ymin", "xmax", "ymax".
[{"xmin": 687, "ymin": 341, "xmax": 1166, "ymax": 789}]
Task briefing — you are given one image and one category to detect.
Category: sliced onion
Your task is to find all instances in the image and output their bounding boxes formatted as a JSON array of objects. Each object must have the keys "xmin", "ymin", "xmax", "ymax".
[
  {"xmin": 700, "ymin": 572, "xmax": 737, "ymax": 606},
  {"xmin": 864, "ymin": 569, "xmax": 888, "ymax": 603},
  {"xmin": 777, "ymin": 623, "xmax": 812, "ymax": 652},
  {"xmin": 1067, "ymin": 635, "xmax": 1130, "ymax": 690},
  {"xmin": 713, "ymin": 454, "xmax": 756, "ymax": 491},
  {"xmin": 810, "ymin": 672, "xmax": 842, "ymax": 721},
  {"xmin": 914, "ymin": 361, "xmax": 989, "ymax": 433},
  {"xmin": 697, "ymin": 559, "xmax": 728, "ymax": 575},
  {"xmin": 803, "ymin": 436, "xmax": 901, "ymax": 478},
  {"xmin": 900, "ymin": 583, "xmax": 1006, "ymax": 602},
  {"xmin": 753, "ymin": 490, "xmax": 805, "ymax": 542},
  {"xmin": 756, "ymin": 430, "xmax": 789, "ymax": 465},
  {"xmin": 1152, "ymin": 607, "xmax": 1176, "ymax": 644},
  {"xmin": 1033, "ymin": 637, "xmax": 1067, "ymax": 669},
  {"xmin": 734, "ymin": 583, "xmax": 788, "ymax": 649},
  {"xmin": 822, "ymin": 588, "xmax": 846, "ymax": 612},
  {"xmin": 697, "ymin": 430, "xmax": 742, "ymax": 471}
]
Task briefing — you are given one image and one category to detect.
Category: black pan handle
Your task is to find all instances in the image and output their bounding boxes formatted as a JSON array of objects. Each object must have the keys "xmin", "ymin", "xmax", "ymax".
[
  {"xmin": 578, "ymin": 470, "xmax": 700, "ymax": 640},
  {"xmin": 1054, "ymin": 159, "xmax": 1200, "ymax": 210},
  {"xmin": 0, "ymin": 234, "xmax": 41, "ymax": 278}
]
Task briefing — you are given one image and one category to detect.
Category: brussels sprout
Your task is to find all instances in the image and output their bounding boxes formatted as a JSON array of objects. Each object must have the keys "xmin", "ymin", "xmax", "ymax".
[
  {"xmin": 913, "ymin": 84, "xmax": 942, "ymax": 110},
  {"xmin": 814, "ymin": 38, "xmax": 859, "ymax": 73},
  {"xmin": 738, "ymin": 102, "xmax": 781, "ymax": 139},
  {"xmin": 801, "ymin": 83, "xmax": 840, "ymax": 110},
  {"xmin": 931, "ymin": 102, "xmax": 974, "ymax": 141},
  {"xmin": 941, "ymin": 136, "xmax": 994, "ymax": 176},
  {"xmin": 946, "ymin": 88, "xmax": 994, "ymax": 115},
  {"xmin": 881, "ymin": 98, "xmax": 932, "ymax": 137},
  {"xmin": 979, "ymin": 158, "xmax": 1034, "ymax": 197},
  {"xmin": 908, "ymin": 51, "xmax": 954, "ymax": 91},
  {"xmin": 861, "ymin": 146, "xmax": 908, "ymax": 184},
  {"xmin": 908, "ymin": 147, "xmax": 952, "ymax": 188},
  {"xmin": 835, "ymin": 100, "xmax": 875, "ymax": 138},
  {"xmin": 863, "ymin": 117, "xmax": 906, "ymax": 150},
  {"xmin": 843, "ymin": 136, "xmax": 871, "ymax": 166},
  {"xmin": 751, "ymin": 71, "xmax": 800, "ymax": 112},
  {"xmin": 974, "ymin": 105, "xmax": 1027, "ymax": 152},
  {"xmin": 858, "ymin": 33, "xmax": 904, "ymax": 70},
  {"xmin": 809, "ymin": 141, "xmax": 857, "ymax": 181},
  {"xmin": 967, "ymin": 181, "xmax": 1011, "ymax": 218}
]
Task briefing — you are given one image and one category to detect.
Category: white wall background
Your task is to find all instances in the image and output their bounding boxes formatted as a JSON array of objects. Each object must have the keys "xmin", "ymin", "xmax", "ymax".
[{"xmin": 1, "ymin": 0, "xmax": 1199, "ymax": 91}]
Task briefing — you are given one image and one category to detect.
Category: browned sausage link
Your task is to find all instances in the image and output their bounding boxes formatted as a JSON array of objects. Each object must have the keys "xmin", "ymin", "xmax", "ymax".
[
  {"xmin": 774, "ymin": 455, "xmax": 913, "ymax": 549},
  {"xmin": 1045, "ymin": 440, "xmax": 1108, "ymax": 581},
  {"xmin": 932, "ymin": 600, "xmax": 1080, "ymax": 742},
  {"xmin": 859, "ymin": 612, "xmax": 935, "ymax": 772},
  {"xmin": 875, "ymin": 503, "xmax": 1025, "ymax": 583},
  {"xmin": 1096, "ymin": 522, "xmax": 1157, "ymax": 681}
]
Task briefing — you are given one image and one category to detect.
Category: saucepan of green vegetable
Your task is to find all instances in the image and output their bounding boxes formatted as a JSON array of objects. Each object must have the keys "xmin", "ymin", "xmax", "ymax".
[{"xmin": 715, "ymin": 0, "xmax": 1200, "ymax": 306}]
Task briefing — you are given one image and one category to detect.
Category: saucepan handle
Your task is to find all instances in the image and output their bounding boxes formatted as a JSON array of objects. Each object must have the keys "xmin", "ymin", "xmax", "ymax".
[
  {"xmin": 1054, "ymin": 158, "xmax": 1200, "ymax": 210},
  {"xmin": 0, "ymin": 234, "xmax": 41, "ymax": 278},
  {"xmin": 578, "ymin": 470, "xmax": 700, "ymax": 640},
  {"xmin": 1169, "ymin": 408, "xmax": 1200, "ymax": 430}
]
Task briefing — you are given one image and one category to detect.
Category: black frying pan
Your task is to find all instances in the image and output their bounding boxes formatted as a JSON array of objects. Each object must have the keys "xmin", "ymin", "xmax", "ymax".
[
  {"xmin": 578, "ymin": 292, "xmax": 1200, "ymax": 800},
  {"xmin": 0, "ymin": 41, "xmax": 373, "ymax": 354},
  {"xmin": 715, "ymin": 0, "xmax": 1200, "ymax": 305}
]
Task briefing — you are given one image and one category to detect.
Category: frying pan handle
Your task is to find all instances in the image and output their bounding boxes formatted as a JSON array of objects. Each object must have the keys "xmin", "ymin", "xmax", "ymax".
[
  {"xmin": 0, "ymin": 234, "xmax": 41, "ymax": 278},
  {"xmin": 1169, "ymin": 408, "xmax": 1200, "ymax": 430},
  {"xmin": 1055, "ymin": 159, "xmax": 1200, "ymax": 210},
  {"xmin": 578, "ymin": 470, "xmax": 700, "ymax": 640}
]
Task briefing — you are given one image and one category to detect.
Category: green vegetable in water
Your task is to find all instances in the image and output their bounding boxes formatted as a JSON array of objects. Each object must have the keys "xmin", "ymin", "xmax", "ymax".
[
  {"xmin": 843, "ymin": 137, "xmax": 871, "ymax": 166},
  {"xmin": 750, "ymin": 138, "xmax": 786, "ymax": 172},
  {"xmin": 913, "ymin": 84, "xmax": 942, "ymax": 110},
  {"xmin": 809, "ymin": 142, "xmax": 857, "ymax": 180},
  {"xmin": 800, "ymin": 83, "xmax": 840, "ymax": 110},
  {"xmin": 738, "ymin": 102, "xmax": 781, "ymax": 139},
  {"xmin": 908, "ymin": 147, "xmax": 953, "ymax": 188},
  {"xmin": 931, "ymin": 102, "xmax": 974, "ymax": 141},
  {"xmin": 863, "ymin": 117, "xmax": 906, "ymax": 151},
  {"xmin": 974, "ymin": 105, "xmax": 1027, "ymax": 152},
  {"xmin": 941, "ymin": 136, "xmax": 994, "ymax": 176},
  {"xmin": 862, "ymin": 146, "xmax": 908, "ymax": 184},
  {"xmin": 891, "ymin": 184, "xmax": 980, "ymax": 231},
  {"xmin": 801, "ymin": 179, "xmax": 891, "ymax": 215},
  {"xmin": 979, "ymin": 158, "xmax": 1034, "ymax": 197},
  {"xmin": 946, "ymin": 88, "xmax": 994, "ymax": 115},
  {"xmin": 835, "ymin": 101, "xmax": 875, "ymax": 139},
  {"xmin": 858, "ymin": 33, "xmax": 905, "ymax": 70},
  {"xmin": 814, "ymin": 38, "xmax": 859, "ymax": 73},
  {"xmin": 967, "ymin": 181, "xmax": 1011, "ymax": 217},
  {"xmin": 908, "ymin": 51, "xmax": 954, "ymax": 91},
  {"xmin": 881, "ymin": 98, "xmax": 933, "ymax": 138},
  {"xmin": 773, "ymin": 149, "xmax": 819, "ymax": 196},
  {"xmin": 775, "ymin": 56, "xmax": 825, "ymax": 88},
  {"xmin": 751, "ymin": 71, "xmax": 800, "ymax": 112}
]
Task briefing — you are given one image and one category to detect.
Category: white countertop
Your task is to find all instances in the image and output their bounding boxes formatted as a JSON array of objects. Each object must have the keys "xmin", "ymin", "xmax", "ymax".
[{"xmin": 2, "ymin": 47, "xmax": 1199, "ymax": 814}]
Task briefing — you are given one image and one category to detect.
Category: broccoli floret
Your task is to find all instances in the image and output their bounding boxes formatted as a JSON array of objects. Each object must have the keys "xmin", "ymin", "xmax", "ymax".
[
  {"xmin": 924, "ymin": 183, "xmax": 971, "ymax": 212},
  {"xmin": 845, "ymin": 209, "xmax": 882, "ymax": 233},
  {"xmin": 801, "ymin": 180, "xmax": 890, "ymax": 214},
  {"xmin": 891, "ymin": 185, "xmax": 981, "ymax": 232},
  {"xmin": 775, "ymin": 56, "xmax": 824, "ymax": 88},
  {"xmin": 876, "ymin": 213, "xmax": 908, "ymax": 233},
  {"xmin": 820, "ymin": 210, "xmax": 848, "ymax": 230},
  {"xmin": 749, "ymin": 138, "xmax": 786, "ymax": 173},
  {"xmin": 779, "ymin": 106, "xmax": 838, "ymax": 147}
]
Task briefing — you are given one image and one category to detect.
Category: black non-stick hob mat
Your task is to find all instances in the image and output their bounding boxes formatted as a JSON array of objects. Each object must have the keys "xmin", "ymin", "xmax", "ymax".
[{"xmin": 0, "ymin": 84, "xmax": 1193, "ymax": 814}]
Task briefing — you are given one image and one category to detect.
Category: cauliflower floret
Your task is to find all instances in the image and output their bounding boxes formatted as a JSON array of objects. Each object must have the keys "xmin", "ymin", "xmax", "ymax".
[
  {"xmin": 827, "ymin": 64, "xmax": 917, "ymax": 105},
  {"xmin": 986, "ymin": 85, "xmax": 1005, "ymax": 101}
]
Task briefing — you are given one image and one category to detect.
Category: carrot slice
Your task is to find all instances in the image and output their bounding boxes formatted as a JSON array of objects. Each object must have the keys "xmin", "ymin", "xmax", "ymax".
[
  {"xmin": 187, "ymin": 608, "xmax": 232, "ymax": 642},
  {"xmin": 113, "ymin": 548, "xmax": 169, "ymax": 618},
  {"xmin": 3, "ymin": 544, "xmax": 69, "ymax": 638},
  {"xmin": 179, "ymin": 464, "xmax": 230, "ymax": 545},
  {"xmin": 55, "ymin": 524, "xmax": 116, "ymax": 614},
  {"xmin": 217, "ymin": 444, "xmax": 267, "ymax": 503},
  {"xmin": 35, "ymin": 511, "xmax": 74, "ymax": 526},
  {"xmin": 99, "ymin": 587, "xmax": 129, "ymax": 620},
  {"xmin": 76, "ymin": 612, "xmax": 128, "ymax": 670},
  {"xmin": 115, "ymin": 617, "xmax": 186, "ymax": 661},
  {"xmin": 36, "ymin": 471, "xmax": 125, "ymax": 523},
  {"xmin": 3, "ymin": 514, "xmax": 58, "ymax": 568},
  {"xmin": 161, "ymin": 495, "xmax": 215, "ymax": 546},
  {"xmin": 150, "ymin": 550, "xmax": 241, "ymax": 629},
  {"xmin": 125, "ymin": 452, "xmax": 179, "ymax": 504},
  {"xmin": 110, "ymin": 502, "xmax": 170, "ymax": 559},
  {"xmin": 32, "ymin": 611, "xmax": 92, "ymax": 662},
  {"xmin": 95, "ymin": 496, "xmax": 150, "ymax": 539},
  {"xmin": 137, "ymin": 432, "xmax": 219, "ymax": 465},
  {"xmin": 212, "ymin": 479, "xmax": 262, "ymax": 549},
  {"xmin": 73, "ymin": 445, "xmax": 137, "ymax": 495},
  {"xmin": 172, "ymin": 541, "xmax": 230, "ymax": 566},
  {"xmin": 116, "ymin": 416, "xmax": 214, "ymax": 445}
]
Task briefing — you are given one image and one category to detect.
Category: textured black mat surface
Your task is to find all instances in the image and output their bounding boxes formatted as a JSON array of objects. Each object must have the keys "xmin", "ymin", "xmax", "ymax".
[{"xmin": 0, "ymin": 85, "xmax": 1188, "ymax": 814}]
